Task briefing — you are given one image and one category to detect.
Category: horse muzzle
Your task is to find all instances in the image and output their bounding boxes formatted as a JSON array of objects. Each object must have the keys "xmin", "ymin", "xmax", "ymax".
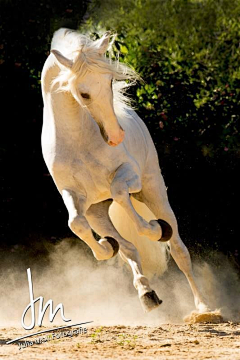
[{"xmin": 107, "ymin": 128, "xmax": 125, "ymax": 147}]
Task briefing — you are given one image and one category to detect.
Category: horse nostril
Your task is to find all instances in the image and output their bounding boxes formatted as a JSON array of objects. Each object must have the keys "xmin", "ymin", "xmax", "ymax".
[
  {"xmin": 106, "ymin": 127, "xmax": 125, "ymax": 147},
  {"xmin": 108, "ymin": 140, "xmax": 117, "ymax": 147}
]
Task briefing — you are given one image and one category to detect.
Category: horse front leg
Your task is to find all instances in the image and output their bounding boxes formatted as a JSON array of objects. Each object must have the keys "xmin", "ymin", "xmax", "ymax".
[
  {"xmin": 62, "ymin": 189, "xmax": 117, "ymax": 260},
  {"xmin": 86, "ymin": 200, "xmax": 162, "ymax": 312},
  {"xmin": 110, "ymin": 163, "xmax": 164, "ymax": 241}
]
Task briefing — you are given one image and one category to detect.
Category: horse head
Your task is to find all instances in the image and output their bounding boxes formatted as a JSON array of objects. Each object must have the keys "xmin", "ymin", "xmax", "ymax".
[{"xmin": 51, "ymin": 31, "xmax": 135, "ymax": 147}]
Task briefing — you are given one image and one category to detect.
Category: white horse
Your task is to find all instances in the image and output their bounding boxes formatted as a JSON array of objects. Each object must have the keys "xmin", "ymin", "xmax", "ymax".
[{"xmin": 41, "ymin": 28, "xmax": 209, "ymax": 313}]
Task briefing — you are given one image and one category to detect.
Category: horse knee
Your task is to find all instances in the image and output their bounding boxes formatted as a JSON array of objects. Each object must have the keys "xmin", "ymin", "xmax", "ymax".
[
  {"xmin": 111, "ymin": 184, "xmax": 128, "ymax": 204},
  {"xmin": 68, "ymin": 215, "xmax": 90, "ymax": 237},
  {"xmin": 127, "ymin": 174, "xmax": 142, "ymax": 193}
]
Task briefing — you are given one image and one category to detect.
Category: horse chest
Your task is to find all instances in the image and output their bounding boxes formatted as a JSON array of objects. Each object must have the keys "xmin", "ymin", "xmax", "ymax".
[
  {"xmin": 73, "ymin": 155, "xmax": 111, "ymax": 188},
  {"xmin": 51, "ymin": 151, "xmax": 119, "ymax": 202}
]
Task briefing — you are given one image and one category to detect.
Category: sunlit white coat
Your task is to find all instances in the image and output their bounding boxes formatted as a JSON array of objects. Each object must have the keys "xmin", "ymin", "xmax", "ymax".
[{"xmin": 41, "ymin": 28, "xmax": 209, "ymax": 313}]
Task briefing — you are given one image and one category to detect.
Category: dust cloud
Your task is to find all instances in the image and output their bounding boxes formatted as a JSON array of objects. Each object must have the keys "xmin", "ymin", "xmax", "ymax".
[{"xmin": 0, "ymin": 238, "xmax": 239, "ymax": 328}]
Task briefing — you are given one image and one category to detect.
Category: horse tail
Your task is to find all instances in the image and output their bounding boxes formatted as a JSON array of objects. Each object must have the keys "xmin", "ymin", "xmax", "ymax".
[{"xmin": 109, "ymin": 197, "xmax": 169, "ymax": 278}]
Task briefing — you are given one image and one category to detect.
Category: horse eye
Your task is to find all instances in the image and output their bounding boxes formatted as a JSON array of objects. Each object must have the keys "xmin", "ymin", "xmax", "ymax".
[{"xmin": 81, "ymin": 93, "xmax": 90, "ymax": 99}]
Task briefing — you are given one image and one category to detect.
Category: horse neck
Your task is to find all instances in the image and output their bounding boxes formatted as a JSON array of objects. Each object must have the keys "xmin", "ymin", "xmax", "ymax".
[{"xmin": 42, "ymin": 56, "xmax": 95, "ymax": 142}]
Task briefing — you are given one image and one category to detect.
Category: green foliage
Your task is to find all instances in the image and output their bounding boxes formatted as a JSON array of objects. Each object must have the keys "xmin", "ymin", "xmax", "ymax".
[
  {"xmin": 83, "ymin": 0, "xmax": 240, "ymax": 157},
  {"xmin": 90, "ymin": 327, "xmax": 103, "ymax": 343},
  {"xmin": 116, "ymin": 333, "xmax": 138, "ymax": 349}
]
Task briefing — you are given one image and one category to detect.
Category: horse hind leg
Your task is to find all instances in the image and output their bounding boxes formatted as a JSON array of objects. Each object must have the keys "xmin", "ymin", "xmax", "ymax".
[
  {"xmin": 141, "ymin": 172, "xmax": 210, "ymax": 313},
  {"xmin": 86, "ymin": 200, "xmax": 162, "ymax": 312}
]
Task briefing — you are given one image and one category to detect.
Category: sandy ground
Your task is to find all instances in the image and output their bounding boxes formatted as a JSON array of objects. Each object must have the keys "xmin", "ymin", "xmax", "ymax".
[
  {"xmin": 1, "ymin": 323, "xmax": 240, "ymax": 359},
  {"xmin": 1, "ymin": 241, "xmax": 240, "ymax": 359}
]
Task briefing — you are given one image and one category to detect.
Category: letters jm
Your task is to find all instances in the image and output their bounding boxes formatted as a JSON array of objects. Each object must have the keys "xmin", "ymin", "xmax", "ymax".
[{"xmin": 21, "ymin": 268, "xmax": 71, "ymax": 330}]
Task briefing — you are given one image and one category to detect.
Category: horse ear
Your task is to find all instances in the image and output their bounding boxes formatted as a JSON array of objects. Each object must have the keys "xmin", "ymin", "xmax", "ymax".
[
  {"xmin": 96, "ymin": 32, "xmax": 111, "ymax": 55},
  {"xmin": 51, "ymin": 49, "xmax": 73, "ymax": 69}
]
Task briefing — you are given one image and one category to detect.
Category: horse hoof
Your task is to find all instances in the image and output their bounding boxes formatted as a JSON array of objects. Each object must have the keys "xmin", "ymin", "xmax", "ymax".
[
  {"xmin": 105, "ymin": 236, "xmax": 119, "ymax": 258},
  {"xmin": 140, "ymin": 290, "xmax": 162, "ymax": 313},
  {"xmin": 157, "ymin": 219, "xmax": 173, "ymax": 242}
]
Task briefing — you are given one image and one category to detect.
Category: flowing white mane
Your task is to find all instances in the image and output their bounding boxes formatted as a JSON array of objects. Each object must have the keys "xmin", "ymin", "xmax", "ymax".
[{"xmin": 51, "ymin": 28, "xmax": 138, "ymax": 117}]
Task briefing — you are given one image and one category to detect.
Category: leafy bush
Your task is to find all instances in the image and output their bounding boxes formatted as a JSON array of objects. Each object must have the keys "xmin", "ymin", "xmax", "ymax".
[{"xmin": 83, "ymin": 0, "xmax": 240, "ymax": 157}]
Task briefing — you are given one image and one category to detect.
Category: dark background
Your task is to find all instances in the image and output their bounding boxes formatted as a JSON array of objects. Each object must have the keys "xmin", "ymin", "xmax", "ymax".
[{"xmin": 0, "ymin": 0, "xmax": 239, "ymax": 270}]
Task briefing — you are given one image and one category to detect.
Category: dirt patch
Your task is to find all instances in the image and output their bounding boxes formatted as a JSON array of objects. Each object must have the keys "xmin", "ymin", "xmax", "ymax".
[
  {"xmin": 184, "ymin": 309, "xmax": 223, "ymax": 324},
  {"xmin": 1, "ymin": 323, "xmax": 240, "ymax": 359}
]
